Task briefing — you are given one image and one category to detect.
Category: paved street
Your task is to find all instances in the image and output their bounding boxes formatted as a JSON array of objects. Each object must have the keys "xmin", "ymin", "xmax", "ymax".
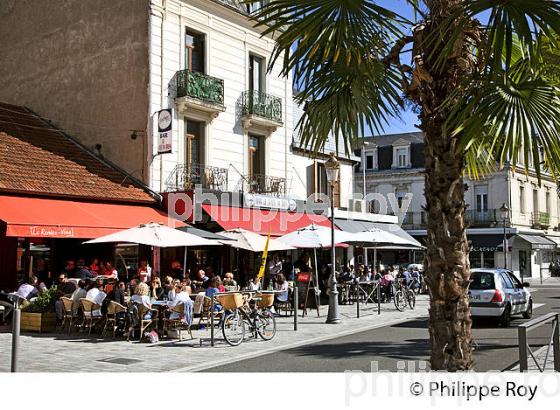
[
  {"xmin": 0, "ymin": 296, "xmax": 428, "ymax": 372},
  {"xmin": 205, "ymin": 285, "xmax": 560, "ymax": 372}
]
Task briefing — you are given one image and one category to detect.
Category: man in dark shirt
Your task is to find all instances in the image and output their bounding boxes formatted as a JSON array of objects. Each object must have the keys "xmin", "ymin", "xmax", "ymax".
[
  {"xmin": 107, "ymin": 282, "xmax": 126, "ymax": 306},
  {"xmin": 75, "ymin": 259, "xmax": 94, "ymax": 280},
  {"xmin": 57, "ymin": 273, "xmax": 76, "ymax": 295}
]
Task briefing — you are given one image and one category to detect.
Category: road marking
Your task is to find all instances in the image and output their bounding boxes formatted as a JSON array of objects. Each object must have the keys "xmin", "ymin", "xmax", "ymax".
[
  {"xmin": 170, "ymin": 315, "xmax": 426, "ymax": 373},
  {"xmin": 533, "ymin": 303, "xmax": 545, "ymax": 310}
]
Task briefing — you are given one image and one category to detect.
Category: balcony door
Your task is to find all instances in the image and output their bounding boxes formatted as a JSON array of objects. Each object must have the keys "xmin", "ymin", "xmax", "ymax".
[
  {"xmin": 474, "ymin": 185, "xmax": 489, "ymax": 223},
  {"xmin": 249, "ymin": 54, "xmax": 265, "ymax": 93},
  {"xmin": 248, "ymin": 134, "xmax": 265, "ymax": 181},
  {"xmin": 185, "ymin": 120, "xmax": 205, "ymax": 185},
  {"xmin": 185, "ymin": 29, "xmax": 205, "ymax": 73}
]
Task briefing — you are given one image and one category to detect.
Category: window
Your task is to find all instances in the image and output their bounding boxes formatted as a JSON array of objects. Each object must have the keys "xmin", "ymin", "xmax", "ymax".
[
  {"xmin": 248, "ymin": 134, "xmax": 265, "ymax": 178},
  {"xmin": 249, "ymin": 54, "xmax": 265, "ymax": 92},
  {"xmin": 546, "ymin": 190, "xmax": 551, "ymax": 214},
  {"xmin": 185, "ymin": 29, "xmax": 205, "ymax": 72},
  {"xmin": 470, "ymin": 271, "xmax": 495, "ymax": 290},
  {"xmin": 519, "ymin": 185, "xmax": 526, "ymax": 213},
  {"xmin": 500, "ymin": 273, "xmax": 515, "ymax": 289},
  {"xmin": 185, "ymin": 120, "xmax": 204, "ymax": 169},
  {"xmin": 533, "ymin": 189, "xmax": 539, "ymax": 214},
  {"xmin": 246, "ymin": 1, "xmax": 264, "ymax": 13},
  {"xmin": 469, "ymin": 251, "xmax": 495, "ymax": 269},
  {"xmin": 396, "ymin": 190, "xmax": 408, "ymax": 209},
  {"xmin": 396, "ymin": 148, "xmax": 408, "ymax": 168},
  {"xmin": 366, "ymin": 155, "xmax": 374, "ymax": 170},
  {"xmin": 475, "ymin": 186, "xmax": 489, "ymax": 213}
]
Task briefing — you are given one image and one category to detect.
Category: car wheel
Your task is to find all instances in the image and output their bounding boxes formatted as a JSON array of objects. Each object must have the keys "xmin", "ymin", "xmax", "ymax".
[
  {"xmin": 522, "ymin": 299, "xmax": 533, "ymax": 319},
  {"xmin": 499, "ymin": 304, "xmax": 511, "ymax": 327}
]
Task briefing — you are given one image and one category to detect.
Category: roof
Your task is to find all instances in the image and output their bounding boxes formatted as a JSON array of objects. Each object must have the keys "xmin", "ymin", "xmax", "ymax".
[
  {"xmin": 0, "ymin": 102, "xmax": 156, "ymax": 203},
  {"xmin": 362, "ymin": 132, "xmax": 425, "ymax": 147}
]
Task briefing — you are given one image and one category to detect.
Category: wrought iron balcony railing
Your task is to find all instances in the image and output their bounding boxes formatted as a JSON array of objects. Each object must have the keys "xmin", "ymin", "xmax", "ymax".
[
  {"xmin": 239, "ymin": 174, "xmax": 286, "ymax": 196},
  {"xmin": 532, "ymin": 212, "xmax": 551, "ymax": 228},
  {"xmin": 176, "ymin": 69, "xmax": 224, "ymax": 107},
  {"xmin": 241, "ymin": 90, "xmax": 283, "ymax": 124},
  {"xmin": 165, "ymin": 163, "xmax": 228, "ymax": 192},
  {"xmin": 400, "ymin": 212, "xmax": 427, "ymax": 229},
  {"xmin": 465, "ymin": 209, "xmax": 499, "ymax": 226}
]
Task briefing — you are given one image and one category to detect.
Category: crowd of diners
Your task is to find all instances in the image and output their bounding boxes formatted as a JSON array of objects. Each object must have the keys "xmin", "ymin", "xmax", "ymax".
[{"xmin": 0, "ymin": 255, "xmax": 293, "ymax": 326}]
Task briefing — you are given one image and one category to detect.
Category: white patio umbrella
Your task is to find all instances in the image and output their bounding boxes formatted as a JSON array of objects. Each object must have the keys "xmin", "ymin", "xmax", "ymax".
[
  {"xmin": 217, "ymin": 228, "xmax": 294, "ymax": 252},
  {"xmin": 276, "ymin": 224, "xmax": 355, "ymax": 249},
  {"xmin": 84, "ymin": 222, "xmax": 220, "ymax": 247},
  {"xmin": 277, "ymin": 224, "xmax": 354, "ymax": 306}
]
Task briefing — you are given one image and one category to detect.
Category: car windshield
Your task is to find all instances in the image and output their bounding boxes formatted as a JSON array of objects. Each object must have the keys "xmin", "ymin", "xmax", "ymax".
[{"xmin": 470, "ymin": 272, "xmax": 496, "ymax": 290}]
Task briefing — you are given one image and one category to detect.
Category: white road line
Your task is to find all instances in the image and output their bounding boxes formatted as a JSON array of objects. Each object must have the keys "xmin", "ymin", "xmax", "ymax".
[{"xmin": 533, "ymin": 303, "xmax": 545, "ymax": 310}]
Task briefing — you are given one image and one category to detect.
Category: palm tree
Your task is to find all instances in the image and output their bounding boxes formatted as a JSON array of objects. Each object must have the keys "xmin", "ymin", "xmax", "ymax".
[{"xmin": 251, "ymin": 0, "xmax": 560, "ymax": 370}]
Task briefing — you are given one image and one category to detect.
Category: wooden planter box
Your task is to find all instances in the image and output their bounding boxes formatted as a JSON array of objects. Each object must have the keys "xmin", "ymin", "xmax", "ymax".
[{"xmin": 20, "ymin": 312, "xmax": 56, "ymax": 333}]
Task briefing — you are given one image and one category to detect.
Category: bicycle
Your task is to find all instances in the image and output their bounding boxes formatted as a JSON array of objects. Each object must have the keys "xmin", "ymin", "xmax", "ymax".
[
  {"xmin": 393, "ymin": 279, "xmax": 416, "ymax": 311},
  {"xmin": 218, "ymin": 291, "xmax": 277, "ymax": 347}
]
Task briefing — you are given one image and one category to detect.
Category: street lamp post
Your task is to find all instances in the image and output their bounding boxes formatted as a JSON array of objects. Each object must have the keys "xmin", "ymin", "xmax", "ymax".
[
  {"xmin": 500, "ymin": 203, "xmax": 509, "ymax": 271},
  {"xmin": 325, "ymin": 152, "xmax": 341, "ymax": 324}
]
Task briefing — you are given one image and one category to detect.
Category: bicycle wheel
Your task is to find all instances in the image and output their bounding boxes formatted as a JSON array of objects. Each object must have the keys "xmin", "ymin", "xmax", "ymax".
[
  {"xmin": 255, "ymin": 309, "xmax": 276, "ymax": 340},
  {"xmin": 407, "ymin": 290, "xmax": 416, "ymax": 309},
  {"xmin": 394, "ymin": 290, "xmax": 406, "ymax": 312},
  {"xmin": 222, "ymin": 311, "xmax": 245, "ymax": 346}
]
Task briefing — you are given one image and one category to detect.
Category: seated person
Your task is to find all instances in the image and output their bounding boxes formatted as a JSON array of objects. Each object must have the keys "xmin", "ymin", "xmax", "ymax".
[
  {"xmin": 181, "ymin": 278, "xmax": 192, "ymax": 295},
  {"xmin": 131, "ymin": 282, "xmax": 155, "ymax": 320},
  {"xmin": 75, "ymin": 259, "xmax": 95, "ymax": 280},
  {"xmin": 15, "ymin": 277, "xmax": 39, "ymax": 300},
  {"xmin": 107, "ymin": 281, "xmax": 126, "ymax": 306},
  {"xmin": 162, "ymin": 276, "xmax": 174, "ymax": 298},
  {"xmin": 248, "ymin": 277, "xmax": 262, "ymax": 291},
  {"xmin": 104, "ymin": 262, "xmax": 119, "ymax": 279},
  {"xmin": 274, "ymin": 274, "xmax": 289, "ymax": 304},
  {"xmin": 150, "ymin": 277, "xmax": 165, "ymax": 300},
  {"xmin": 70, "ymin": 280, "xmax": 87, "ymax": 314},
  {"xmin": 57, "ymin": 273, "xmax": 77, "ymax": 296},
  {"xmin": 205, "ymin": 277, "xmax": 222, "ymax": 311},
  {"xmin": 223, "ymin": 272, "xmax": 238, "ymax": 290},
  {"xmin": 192, "ymin": 269, "xmax": 210, "ymax": 290},
  {"xmin": 166, "ymin": 284, "xmax": 193, "ymax": 320},
  {"xmin": 379, "ymin": 270, "xmax": 394, "ymax": 299},
  {"xmin": 85, "ymin": 281, "xmax": 106, "ymax": 316}
]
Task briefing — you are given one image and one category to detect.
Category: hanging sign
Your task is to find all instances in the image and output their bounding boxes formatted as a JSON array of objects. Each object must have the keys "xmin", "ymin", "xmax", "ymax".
[{"xmin": 157, "ymin": 109, "xmax": 173, "ymax": 154}]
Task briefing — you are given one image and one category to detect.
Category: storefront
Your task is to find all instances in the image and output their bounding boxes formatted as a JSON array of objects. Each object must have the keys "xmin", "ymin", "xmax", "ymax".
[{"xmin": 0, "ymin": 195, "xmax": 175, "ymax": 289}]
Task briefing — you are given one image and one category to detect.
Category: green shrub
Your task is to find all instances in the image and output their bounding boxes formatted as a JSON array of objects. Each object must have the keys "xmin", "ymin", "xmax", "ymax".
[{"xmin": 22, "ymin": 286, "xmax": 59, "ymax": 313}]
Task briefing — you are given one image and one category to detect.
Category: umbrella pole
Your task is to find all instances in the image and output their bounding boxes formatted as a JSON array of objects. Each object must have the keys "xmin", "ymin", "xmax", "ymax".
[
  {"xmin": 183, "ymin": 246, "xmax": 187, "ymax": 277},
  {"xmin": 364, "ymin": 247, "xmax": 368, "ymax": 271},
  {"xmin": 314, "ymin": 248, "xmax": 320, "ymax": 317}
]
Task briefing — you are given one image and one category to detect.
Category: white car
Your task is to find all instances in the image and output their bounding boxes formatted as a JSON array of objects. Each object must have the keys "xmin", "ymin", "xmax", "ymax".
[{"xmin": 468, "ymin": 269, "xmax": 533, "ymax": 326}]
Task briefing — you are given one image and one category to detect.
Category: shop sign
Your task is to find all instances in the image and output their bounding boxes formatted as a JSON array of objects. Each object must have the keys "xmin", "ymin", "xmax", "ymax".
[
  {"xmin": 157, "ymin": 109, "xmax": 173, "ymax": 154},
  {"xmin": 244, "ymin": 193, "xmax": 297, "ymax": 211},
  {"xmin": 29, "ymin": 226, "xmax": 75, "ymax": 238}
]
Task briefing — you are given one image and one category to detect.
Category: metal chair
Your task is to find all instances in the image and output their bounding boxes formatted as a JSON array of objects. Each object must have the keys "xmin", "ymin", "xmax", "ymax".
[
  {"xmin": 80, "ymin": 298, "xmax": 103, "ymax": 335},
  {"xmin": 163, "ymin": 303, "xmax": 193, "ymax": 340},
  {"xmin": 198, "ymin": 295, "xmax": 223, "ymax": 328},
  {"xmin": 102, "ymin": 300, "xmax": 127, "ymax": 337}
]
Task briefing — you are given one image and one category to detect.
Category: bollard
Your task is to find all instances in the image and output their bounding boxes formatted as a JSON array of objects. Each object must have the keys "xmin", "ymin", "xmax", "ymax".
[
  {"xmin": 377, "ymin": 282, "xmax": 381, "ymax": 315},
  {"xmin": 356, "ymin": 284, "xmax": 360, "ymax": 318},
  {"xmin": 11, "ymin": 298, "xmax": 20, "ymax": 373},
  {"xmin": 210, "ymin": 297, "xmax": 215, "ymax": 347},
  {"xmin": 293, "ymin": 286, "xmax": 298, "ymax": 331}
]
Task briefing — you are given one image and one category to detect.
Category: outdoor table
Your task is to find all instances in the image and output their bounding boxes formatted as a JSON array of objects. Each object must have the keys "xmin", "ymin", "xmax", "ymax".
[{"xmin": 151, "ymin": 299, "xmax": 168, "ymax": 330}]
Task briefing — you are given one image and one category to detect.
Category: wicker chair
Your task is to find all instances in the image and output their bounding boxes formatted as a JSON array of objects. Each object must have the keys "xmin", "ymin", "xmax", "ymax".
[
  {"xmin": 163, "ymin": 303, "xmax": 193, "ymax": 340},
  {"xmin": 127, "ymin": 303, "xmax": 158, "ymax": 342},
  {"xmin": 59, "ymin": 297, "xmax": 79, "ymax": 334},
  {"xmin": 275, "ymin": 288, "xmax": 295, "ymax": 316},
  {"xmin": 102, "ymin": 300, "xmax": 127, "ymax": 337},
  {"xmin": 80, "ymin": 298, "xmax": 103, "ymax": 335},
  {"xmin": 198, "ymin": 295, "xmax": 223, "ymax": 328}
]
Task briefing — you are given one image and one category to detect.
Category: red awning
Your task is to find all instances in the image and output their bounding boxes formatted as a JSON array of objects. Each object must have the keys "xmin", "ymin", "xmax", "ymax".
[
  {"xmin": 0, "ymin": 196, "xmax": 182, "ymax": 239},
  {"xmin": 202, "ymin": 204, "xmax": 331, "ymax": 236}
]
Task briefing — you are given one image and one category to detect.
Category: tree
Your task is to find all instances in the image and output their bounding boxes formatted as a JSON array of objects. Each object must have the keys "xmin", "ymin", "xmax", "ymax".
[{"xmin": 251, "ymin": 0, "xmax": 560, "ymax": 370}]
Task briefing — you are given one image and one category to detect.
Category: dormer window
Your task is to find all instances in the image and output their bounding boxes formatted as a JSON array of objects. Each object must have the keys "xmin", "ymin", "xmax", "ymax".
[
  {"xmin": 396, "ymin": 148, "xmax": 408, "ymax": 168},
  {"xmin": 392, "ymin": 141, "xmax": 411, "ymax": 169}
]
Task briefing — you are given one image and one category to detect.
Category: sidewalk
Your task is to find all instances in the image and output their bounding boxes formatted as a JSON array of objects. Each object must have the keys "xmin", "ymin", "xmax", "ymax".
[
  {"xmin": 525, "ymin": 276, "xmax": 560, "ymax": 286},
  {"xmin": 0, "ymin": 296, "xmax": 429, "ymax": 372},
  {"xmin": 510, "ymin": 345, "xmax": 557, "ymax": 372}
]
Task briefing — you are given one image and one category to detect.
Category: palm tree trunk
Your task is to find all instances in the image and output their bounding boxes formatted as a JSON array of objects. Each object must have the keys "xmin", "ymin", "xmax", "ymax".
[{"xmin": 423, "ymin": 124, "xmax": 473, "ymax": 371}]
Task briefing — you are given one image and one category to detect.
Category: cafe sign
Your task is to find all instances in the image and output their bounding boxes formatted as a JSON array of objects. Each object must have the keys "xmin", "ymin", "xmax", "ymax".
[
  {"xmin": 29, "ymin": 226, "xmax": 75, "ymax": 238},
  {"xmin": 244, "ymin": 193, "xmax": 297, "ymax": 211},
  {"xmin": 157, "ymin": 108, "xmax": 173, "ymax": 154}
]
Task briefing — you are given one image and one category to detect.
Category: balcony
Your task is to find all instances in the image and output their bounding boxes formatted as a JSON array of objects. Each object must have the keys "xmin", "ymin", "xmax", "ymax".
[
  {"xmin": 532, "ymin": 212, "xmax": 551, "ymax": 229},
  {"xmin": 165, "ymin": 163, "xmax": 228, "ymax": 192},
  {"xmin": 239, "ymin": 174, "xmax": 286, "ymax": 196},
  {"xmin": 175, "ymin": 69, "xmax": 225, "ymax": 121},
  {"xmin": 240, "ymin": 90, "xmax": 283, "ymax": 131},
  {"xmin": 400, "ymin": 212, "xmax": 427, "ymax": 230},
  {"xmin": 464, "ymin": 209, "xmax": 499, "ymax": 227}
]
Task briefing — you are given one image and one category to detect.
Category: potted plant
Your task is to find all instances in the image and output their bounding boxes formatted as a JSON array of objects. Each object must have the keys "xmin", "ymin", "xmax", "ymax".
[{"xmin": 20, "ymin": 286, "xmax": 59, "ymax": 332}]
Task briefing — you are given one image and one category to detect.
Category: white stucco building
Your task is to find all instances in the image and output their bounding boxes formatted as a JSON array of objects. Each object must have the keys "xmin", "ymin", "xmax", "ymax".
[{"xmin": 356, "ymin": 132, "xmax": 560, "ymax": 279}]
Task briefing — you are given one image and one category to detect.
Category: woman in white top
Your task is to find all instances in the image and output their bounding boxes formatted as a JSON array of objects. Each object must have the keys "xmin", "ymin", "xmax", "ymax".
[
  {"xmin": 130, "ymin": 282, "xmax": 154, "ymax": 319},
  {"xmin": 274, "ymin": 274, "xmax": 289, "ymax": 303},
  {"xmin": 166, "ymin": 284, "xmax": 192, "ymax": 320}
]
